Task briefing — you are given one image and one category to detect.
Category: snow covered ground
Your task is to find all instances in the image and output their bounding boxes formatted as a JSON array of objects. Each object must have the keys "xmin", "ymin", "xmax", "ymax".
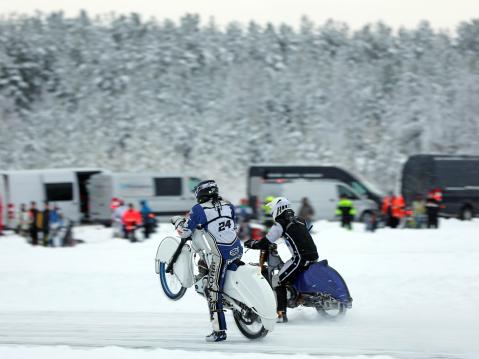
[{"xmin": 0, "ymin": 219, "xmax": 478, "ymax": 359}]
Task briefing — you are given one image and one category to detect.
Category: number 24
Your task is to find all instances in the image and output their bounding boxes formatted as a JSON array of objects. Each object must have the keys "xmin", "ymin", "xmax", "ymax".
[{"xmin": 218, "ymin": 220, "xmax": 232, "ymax": 231}]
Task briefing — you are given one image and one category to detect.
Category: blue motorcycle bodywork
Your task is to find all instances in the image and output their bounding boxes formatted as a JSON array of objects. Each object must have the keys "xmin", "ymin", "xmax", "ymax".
[{"xmin": 293, "ymin": 260, "xmax": 352, "ymax": 307}]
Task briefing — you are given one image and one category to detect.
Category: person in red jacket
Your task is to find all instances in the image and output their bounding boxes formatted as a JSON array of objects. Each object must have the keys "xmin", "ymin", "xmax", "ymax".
[
  {"xmin": 122, "ymin": 203, "xmax": 142, "ymax": 241},
  {"xmin": 381, "ymin": 192, "xmax": 394, "ymax": 227}
]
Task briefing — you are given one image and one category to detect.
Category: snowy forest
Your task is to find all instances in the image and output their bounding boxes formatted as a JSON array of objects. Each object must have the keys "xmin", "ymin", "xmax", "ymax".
[{"xmin": 1, "ymin": 12, "xmax": 479, "ymax": 195}]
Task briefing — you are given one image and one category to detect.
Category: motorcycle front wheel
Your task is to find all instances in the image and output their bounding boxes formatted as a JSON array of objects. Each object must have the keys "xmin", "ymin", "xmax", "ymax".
[
  {"xmin": 233, "ymin": 308, "xmax": 269, "ymax": 339},
  {"xmin": 159, "ymin": 262, "xmax": 187, "ymax": 300}
]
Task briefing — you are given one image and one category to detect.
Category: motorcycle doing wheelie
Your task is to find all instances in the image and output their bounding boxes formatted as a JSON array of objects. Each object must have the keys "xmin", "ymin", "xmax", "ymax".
[
  {"xmin": 155, "ymin": 222, "xmax": 277, "ymax": 339},
  {"xmin": 251, "ymin": 241, "xmax": 353, "ymax": 318}
]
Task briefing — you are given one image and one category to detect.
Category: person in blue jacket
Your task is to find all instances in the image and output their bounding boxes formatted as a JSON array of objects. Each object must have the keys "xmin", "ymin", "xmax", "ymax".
[{"xmin": 139, "ymin": 200, "xmax": 155, "ymax": 239}]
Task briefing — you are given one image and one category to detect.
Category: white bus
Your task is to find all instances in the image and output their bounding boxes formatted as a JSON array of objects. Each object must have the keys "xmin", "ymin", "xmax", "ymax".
[
  {"xmin": 0, "ymin": 168, "xmax": 104, "ymax": 226},
  {"xmin": 88, "ymin": 173, "xmax": 202, "ymax": 224}
]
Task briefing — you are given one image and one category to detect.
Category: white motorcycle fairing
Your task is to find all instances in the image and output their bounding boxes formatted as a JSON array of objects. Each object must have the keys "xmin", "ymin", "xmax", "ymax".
[
  {"xmin": 155, "ymin": 232, "xmax": 276, "ymax": 332},
  {"xmin": 223, "ymin": 265, "xmax": 277, "ymax": 331},
  {"xmin": 155, "ymin": 236, "xmax": 195, "ymax": 288}
]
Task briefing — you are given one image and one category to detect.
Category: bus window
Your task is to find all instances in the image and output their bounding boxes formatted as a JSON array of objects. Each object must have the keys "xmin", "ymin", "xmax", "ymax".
[
  {"xmin": 45, "ymin": 183, "xmax": 74, "ymax": 201},
  {"xmin": 154, "ymin": 178, "xmax": 182, "ymax": 196}
]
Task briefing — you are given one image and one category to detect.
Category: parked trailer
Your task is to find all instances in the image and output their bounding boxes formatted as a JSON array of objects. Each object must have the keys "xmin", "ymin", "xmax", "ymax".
[
  {"xmin": 0, "ymin": 168, "xmax": 103, "ymax": 227},
  {"xmin": 401, "ymin": 154, "xmax": 479, "ymax": 219},
  {"xmin": 88, "ymin": 173, "xmax": 202, "ymax": 224}
]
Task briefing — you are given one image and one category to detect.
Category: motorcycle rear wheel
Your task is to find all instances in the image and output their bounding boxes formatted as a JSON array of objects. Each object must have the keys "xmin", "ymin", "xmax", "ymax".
[
  {"xmin": 316, "ymin": 303, "xmax": 346, "ymax": 319},
  {"xmin": 233, "ymin": 308, "xmax": 268, "ymax": 339},
  {"xmin": 159, "ymin": 262, "xmax": 187, "ymax": 300}
]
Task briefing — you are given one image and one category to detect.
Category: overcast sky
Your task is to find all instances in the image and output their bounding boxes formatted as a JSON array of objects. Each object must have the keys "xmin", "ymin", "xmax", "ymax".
[{"xmin": 1, "ymin": 0, "xmax": 478, "ymax": 30}]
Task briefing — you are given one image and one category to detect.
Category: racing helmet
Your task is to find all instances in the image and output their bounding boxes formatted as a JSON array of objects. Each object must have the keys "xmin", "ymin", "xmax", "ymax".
[
  {"xmin": 193, "ymin": 180, "xmax": 219, "ymax": 203},
  {"xmin": 268, "ymin": 197, "xmax": 292, "ymax": 221},
  {"xmin": 264, "ymin": 195, "xmax": 275, "ymax": 204}
]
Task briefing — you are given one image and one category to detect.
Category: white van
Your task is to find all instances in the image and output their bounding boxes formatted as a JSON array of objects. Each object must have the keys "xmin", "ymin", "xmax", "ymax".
[
  {"xmin": 248, "ymin": 165, "xmax": 383, "ymax": 219},
  {"xmin": 258, "ymin": 179, "xmax": 377, "ymax": 221},
  {"xmin": 88, "ymin": 173, "xmax": 202, "ymax": 224},
  {"xmin": 0, "ymin": 168, "xmax": 103, "ymax": 226}
]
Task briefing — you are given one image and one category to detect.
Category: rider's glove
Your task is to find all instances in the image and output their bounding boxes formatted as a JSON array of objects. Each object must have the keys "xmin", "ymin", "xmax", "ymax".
[
  {"xmin": 244, "ymin": 239, "xmax": 257, "ymax": 249},
  {"xmin": 245, "ymin": 237, "xmax": 271, "ymax": 250},
  {"xmin": 170, "ymin": 216, "xmax": 186, "ymax": 230}
]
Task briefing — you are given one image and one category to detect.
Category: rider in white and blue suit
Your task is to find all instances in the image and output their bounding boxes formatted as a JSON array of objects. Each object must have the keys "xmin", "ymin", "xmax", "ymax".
[{"xmin": 172, "ymin": 180, "xmax": 243, "ymax": 342}]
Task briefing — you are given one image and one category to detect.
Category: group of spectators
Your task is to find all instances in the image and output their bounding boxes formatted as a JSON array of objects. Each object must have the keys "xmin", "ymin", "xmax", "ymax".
[
  {"xmin": 244, "ymin": 189, "xmax": 443, "ymax": 236},
  {"xmin": 382, "ymin": 189, "xmax": 441, "ymax": 229},
  {"xmin": 17, "ymin": 201, "xmax": 74, "ymax": 246},
  {"xmin": 110, "ymin": 198, "xmax": 156, "ymax": 241}
]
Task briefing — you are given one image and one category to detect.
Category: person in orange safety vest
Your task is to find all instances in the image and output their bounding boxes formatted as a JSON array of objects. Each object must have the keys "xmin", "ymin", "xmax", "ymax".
[
  {"xmin": 392, "ymin": 195, "xmax": 406, "ymax": 228},
  {"xmin": 381, "ymin": 193, "xmax": 394, "ymax": 227},
  {"xmin": 392, "ymin": 195, "xmax": 405, "ymax": 218}
]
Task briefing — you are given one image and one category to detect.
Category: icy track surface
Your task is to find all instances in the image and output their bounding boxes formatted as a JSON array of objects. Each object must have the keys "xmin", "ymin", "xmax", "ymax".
[{"xmin": 1, "ymin": 220, "xmax": 479, "ymax": 359}]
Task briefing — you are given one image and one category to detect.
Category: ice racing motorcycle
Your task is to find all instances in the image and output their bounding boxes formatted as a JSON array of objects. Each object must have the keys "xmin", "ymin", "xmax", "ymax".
[
  {"xmin": 155, "ymin": 226, "xmax": 277, "ymax": 339},
  {"xmin": 252, "ymin": 242, "xmax": 352, "ymax": 318}
]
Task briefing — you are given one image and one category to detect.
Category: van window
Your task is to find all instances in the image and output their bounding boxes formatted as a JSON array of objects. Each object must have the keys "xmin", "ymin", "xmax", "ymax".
[
  {"xmin": 188, "ymin": 177, "xmax": 202, "ymax": 192},
  {"xmin": 154, "ymin": 178, "xmax": 182, "ymax": 196},
  {"xmin": 435, "ymin": 160, "xmax": 479, "ymax": 187},
  {"xmin": 45, "ymin": 183, "xmax": 74, "ymax": 201},
  {"xmin": 351, "ymin": 181, "xmax": 367, "ymax": 196},
  {"xmin": 337, "ymin": 185, "xmax": 359, "ymax": 200}
]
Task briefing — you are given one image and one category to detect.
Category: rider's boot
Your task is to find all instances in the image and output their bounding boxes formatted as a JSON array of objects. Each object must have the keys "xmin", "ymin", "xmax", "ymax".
[
  {"xmin": 205, "ymin": 330, "xmax": 227, "ymax": 342},
  {"xmin": 276, "ymin": 311, "xmax": 288, "ymax": 323}
]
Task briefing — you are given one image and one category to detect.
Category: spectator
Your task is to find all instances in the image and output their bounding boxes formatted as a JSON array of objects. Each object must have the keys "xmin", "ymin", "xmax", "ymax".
[
  {"xmin": 235, "ymin": 198, "xmax": 253, "ymax": 223},
  {"xmin": 381, "ymin": 192, "xmax": 394, "ymax": 227},
  {"xmin": 29, "ymin": 201, "xmax": 39, "ymax": 245},
  {"xmin": 235, "ymin": 198, "xmax": 253, "ymax": 240},
  {"xmin": 139, "ymin": 200, "xmax": 155, "ymax": 239},
  {"xmin": 425, "ymin": 192, "xmax": 440, "ymax": 228},
  {"xmin": 50, "ymin": 210, "xmax": 74, "ymax": 247},
  {"xmin": 365, "ymin": 210, "xmax": 378, "ymax": 232},
  {"xmin": 122, "ymin": 203, "xmax": 142, "ymax": 241},
  {"xmin": 411, "ymin": 195, "xmax": 426, "ymax": 228},
  {"xmin": 336, "ymin": 194, "xmax": 356, "ymax": 230},
  {"xmin": 110, "ymin": 197, "xmax": 122, "ymax": 211},
  {"xmin": 48, "ymin": 206, "xmax": 61, "ymax": 246},
  {"xmin": 49, "ymin": 205, "xmax": 60, "ymax": 225},
  {"xmin": 392, "ymin": 194, "xmax": 406, "ymax": 228},
  {"xmin": 298, "ymin": 197, "xmax": 315, "ymax": 230},
  {"xmin": 41, "ymin": 201, "xmax": 51, "ymax": 246},
  {"xmin": 17, "ymin": 203, "xmax": 30, "ymax": 238},
  {"xmin": 112, "ymin": 200, "xmax": 127, "ymax": 238}
]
